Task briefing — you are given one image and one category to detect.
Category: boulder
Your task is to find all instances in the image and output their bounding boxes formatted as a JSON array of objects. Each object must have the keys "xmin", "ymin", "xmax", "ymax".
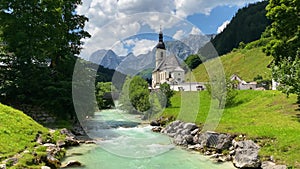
[
  {"xmin": 261, "ymin": 161, "xmax": 287, "ymax": 169},
  {"xmin": 56, "ymin": 140, "xmax": 66, "ymax": 147},
  {"xmin": 150, "ymin": 120, "xmax": 160, "ymax": 126},
  {"xmin": 46, "ymin": 154, "xmax": 61, "ymax": 168},
  {"xmin": 233, "ymin": 140, "xmax": 261, "ymax": 168},
  {"xmin": 41, "ymin": 166, "xmax": 51, "ymax": 169},
  {"xmin": 151, "ymin": 126, "xmax": 162, "ymax": 132},
  {"xmin": 60, "ymin": 128, "xmax": 75, "ymax": 138},
  {"xmin": 65, "ymin": 137, "xmax": 80, "ymax": 146},
  {"xmin": 183, "ymin": 123, "xmax": 198, "ymax": 131},
  {"xmin": 162, "ymin": 120, "xmax": 199, "ymax": 145},
  {"xmin": 194, "ymin": 131, "xmax": 233, "ymax": 150},
  {"xmin": 85, "ymin": 140, "xmax": 97, "ymax": 144},
  {"xmin": 174, "ymin": 134, "xmax": 186, "ymax": 145},
  {"xmin": 0, "ymin": 164, "xmax": 6, "ymax": 169},
  {"xmin": 61, "ymin": 160, "xmax": 82, "ymax": 168}
]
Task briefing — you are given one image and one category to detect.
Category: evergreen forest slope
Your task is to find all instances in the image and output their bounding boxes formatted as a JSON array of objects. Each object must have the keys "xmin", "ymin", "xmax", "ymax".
[{"xmin": 200, "ymin": 1, "xmax": 270, "ymax": 57}]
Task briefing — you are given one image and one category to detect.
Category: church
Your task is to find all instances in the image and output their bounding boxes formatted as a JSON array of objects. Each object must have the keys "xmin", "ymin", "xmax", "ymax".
[{"xmin": 152, "ymin": 30, "xmax": 185, "ymax": 89}]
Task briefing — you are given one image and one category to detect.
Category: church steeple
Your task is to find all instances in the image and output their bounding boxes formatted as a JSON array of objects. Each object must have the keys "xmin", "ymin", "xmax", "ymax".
[{"xmin": 156, "ymin": 26, "xmax": 166, "ymax": 49}]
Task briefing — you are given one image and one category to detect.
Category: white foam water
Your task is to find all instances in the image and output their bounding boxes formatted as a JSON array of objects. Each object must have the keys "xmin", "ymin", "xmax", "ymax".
[{"xmin": 62, "ymin": 109, "xmax": 236, "ymax": 169}]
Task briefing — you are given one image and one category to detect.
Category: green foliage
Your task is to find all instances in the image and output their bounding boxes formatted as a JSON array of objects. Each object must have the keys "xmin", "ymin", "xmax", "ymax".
[
  {"xmin": 159, "ymin": 82, "xmax": 174, "ymax": 107},
  {"xmin": 205, "ymin": 77, "xmax": 237, "ymax": 108},
  {"xmin": 184, "ymin": 54, "xmax": 202, "ymax": 70},
  {"xmin": 201, "ymin": 1, "xmax": 270, "ymax": 56},
  {"xmin": 119, "ymin": 76, "xmax": 150, "ymax": 114},
  {"xmin": 129, "ymin": 76, "xmax": 150, "ymax": 112},
  {"xmin": 0, "ymin": 0, "xmax": 90, "ymax": 119},
  {"xmin": 96, "ymin": 82, "xmax": 115, "ymax": 109},
  {"xmin": 161, "ymin": 90, "xmax": 300, "ymax": 167},
  {"xmin": 272, "ymin": 57, "xmax": 300, "ymax": 101},
  {"xmin": 263, "ymin": 0, "xmax": 300, "ymax": 103}
]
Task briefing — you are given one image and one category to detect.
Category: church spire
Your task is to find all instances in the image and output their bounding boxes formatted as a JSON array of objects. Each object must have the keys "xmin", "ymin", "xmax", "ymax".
[
  {"xmin": 156, "ymin": 26, "xmax": 166, "ymax": 49},
  {"xmin": 159, "ymin": 25, "xmax": 163, "ymax": 42}
]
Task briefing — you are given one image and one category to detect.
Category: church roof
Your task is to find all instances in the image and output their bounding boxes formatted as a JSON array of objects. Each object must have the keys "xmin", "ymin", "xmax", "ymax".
[
  {"xmin": 156, "ymin": 30, "xmax": 166, "ymax": 49},
  {"xmin": 154, "ymin": 54, "xmax": 184, "ymax": 72}
]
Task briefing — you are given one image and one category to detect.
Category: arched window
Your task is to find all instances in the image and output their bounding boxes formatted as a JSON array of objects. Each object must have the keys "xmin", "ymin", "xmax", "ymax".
[{"xmin": 161, "ymin": 51, "xmax": 163, "ymax": 58}]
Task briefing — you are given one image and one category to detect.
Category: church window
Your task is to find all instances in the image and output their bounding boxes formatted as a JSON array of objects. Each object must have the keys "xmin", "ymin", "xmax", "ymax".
[{"xmin": 161, "ymin": 52, "xmax": 163, "ymax": 58}]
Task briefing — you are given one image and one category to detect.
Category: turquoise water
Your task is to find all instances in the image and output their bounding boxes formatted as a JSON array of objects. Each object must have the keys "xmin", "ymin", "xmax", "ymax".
[{"xmin": 61, "ymin": 110, "xmax": 235, "ymax": 169}]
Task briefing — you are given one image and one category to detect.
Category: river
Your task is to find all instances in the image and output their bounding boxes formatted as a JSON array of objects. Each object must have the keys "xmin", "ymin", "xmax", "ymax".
[{"xmin": 61, "ymin": 109, "xmax": 236, "ymax": 169}]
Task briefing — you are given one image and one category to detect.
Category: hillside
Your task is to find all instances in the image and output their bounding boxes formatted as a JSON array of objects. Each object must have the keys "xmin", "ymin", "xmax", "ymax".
[
  {"xmin": 200, "ymin": 1, "xmax": 271, "ymax": 56},
  {"xmin": 0, "ymin": 103, "xmax": 48, "ymax": 158},
  {"xmin": 190, "ymin": 45, "xmax": 273, "ymax": 82},
  {"xmin": 159, "ymin": 90, "xmax": 300, "ymax": 168},
  {"xmin": 0, "ymin": 103, "xmax": 51, "ymax": 168}
]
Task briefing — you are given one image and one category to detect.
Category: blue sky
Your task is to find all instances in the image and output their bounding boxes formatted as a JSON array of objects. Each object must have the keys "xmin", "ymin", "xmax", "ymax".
[
  {"xmin": 187, "ymin": 5, "xmax": 239, "ymax": 34},
  {"xmin": 77, "ymin": 0, "xmax": 262, "ymax": 58}
]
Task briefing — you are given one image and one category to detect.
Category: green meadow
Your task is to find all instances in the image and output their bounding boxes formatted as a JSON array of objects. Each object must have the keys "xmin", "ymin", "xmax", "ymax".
[{"xmin": 159, "ymin": 90, "xmax": 300, "ymax": 168}]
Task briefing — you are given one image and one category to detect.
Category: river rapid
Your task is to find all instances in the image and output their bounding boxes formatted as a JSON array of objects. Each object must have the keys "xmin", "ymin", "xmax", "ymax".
[{"xmin": 61, "ymin": 109, "xmax": 236, "ymax": 169}]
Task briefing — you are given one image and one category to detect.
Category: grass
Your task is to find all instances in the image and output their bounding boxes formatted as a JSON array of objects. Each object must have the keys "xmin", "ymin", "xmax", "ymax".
[
  {"xmin": 189, "ymin": 47, "xmax": 273, "ymax": 82},
  {"xmin": 160, "ymin": 90, "xmax": 300, "ymax": 168},
  {"xmin": 0, "ymin": 103, "xmax": 54, "ymax": 168}
]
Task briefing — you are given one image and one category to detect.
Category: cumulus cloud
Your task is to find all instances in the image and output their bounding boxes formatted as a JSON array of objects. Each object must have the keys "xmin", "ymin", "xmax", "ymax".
[
  {"xmin": 174, "ymin": 0, "xmax": 262, "ymax": 17},
  {"xmin": 190, "ymin": 27, "xmax": 201, "ymax": 35},
  {"xmin": 217, "ymin": 20, "xmax": 230, "ymax": 34},
  {"xmin": 124, "ymin": 38, "xmax": 157, "ymax": 56},
  {"xmin": 77, "ymin": 0, "xmax": 261, "ymax": 58},
  {"xmin": 173, "ymin": 30, "xmax": 185, "ymax": 40}
]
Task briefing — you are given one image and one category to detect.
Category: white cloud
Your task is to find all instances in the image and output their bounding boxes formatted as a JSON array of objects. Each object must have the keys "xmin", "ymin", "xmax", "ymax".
[
  {"xmin": 174, "ymin": 0, "xmax": 263, "ymax": 17},
  {"xmin": 111, "ymin": 41, "xmax": 129, "ymax": 56},
  {"xmin": 77, "ymin": 0, "xmax": 262, "ymax": 58},
  {"xmin": 173, "ymin": 30, "xmax": 185, "ymax": 40},
  {"xmin": 217, "ymin": 20, "xmax": 230, "ymax": 34},
  {"xmin": 190, "ymin": 27, "xmax": 201, "ymax": 35},
  {"xmin": 125, "ymin": 38, "xmax": 157, "ymax": 56}
]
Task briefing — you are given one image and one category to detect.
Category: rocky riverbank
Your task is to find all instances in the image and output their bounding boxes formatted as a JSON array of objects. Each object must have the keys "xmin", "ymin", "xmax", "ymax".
[
  {"xmin": 151, "ymin": 120, "xmax": 287, "ymax": 169},
  {"xmin": 0, "ymin": 128, "xmax": 94, "ymax": 169}
]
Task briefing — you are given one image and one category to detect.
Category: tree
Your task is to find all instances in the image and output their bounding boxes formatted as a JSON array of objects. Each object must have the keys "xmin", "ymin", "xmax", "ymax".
[
  {"xmin": 205, "ymin": 77, "xmax": 237, "ymax": 108},
  {"xmin": 159, "ymin": 82, "xmax": 174, "ymax": 107},
  {"xmin": 119, "ymin": 76, "xmax": 150, "ymax": 114},
  {"xmin": 0, "ymin": 0, "xmax": 90, "ymax": 118},
  {"xmin": 95, "ymin": 82, "xmax": 115, "ymax": 109},
  {"xmin": 263, "ymin": 0, "xmax": 300, "ymax": 103},
  {"xmin": 184, "ymin": 54, "xmax": 202, "ymax": 70}
]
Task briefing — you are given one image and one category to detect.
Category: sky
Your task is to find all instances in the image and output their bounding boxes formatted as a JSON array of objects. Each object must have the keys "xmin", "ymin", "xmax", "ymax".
[{"xmin": 77, "ymin": 0, "xmax": 262, "ymax": 58}]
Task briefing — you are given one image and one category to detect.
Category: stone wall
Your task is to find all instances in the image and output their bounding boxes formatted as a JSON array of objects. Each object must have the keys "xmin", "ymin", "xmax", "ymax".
[{"xmin": 14, "ymin": 104, "xmax": 56, "ymax": 125}]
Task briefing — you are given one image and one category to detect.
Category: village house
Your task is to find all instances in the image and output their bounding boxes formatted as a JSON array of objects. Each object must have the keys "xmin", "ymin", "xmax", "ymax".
[{"xmin": 230, "ymin": 74, "xmax": 257, "ymax": 90}]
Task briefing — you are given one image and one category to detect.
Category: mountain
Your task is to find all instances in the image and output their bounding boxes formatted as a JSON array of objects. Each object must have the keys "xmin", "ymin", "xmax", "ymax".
[
  {"xmin": 88, "ymin": 49, "xmax": 121, "ymax": 69},
  {"xmin": 182, "ymin": 34, "xmax": 210, "ymax": 54},
  {"xmin": 88, "ymin": 34, "xmax": 209, "ymax": 72}
]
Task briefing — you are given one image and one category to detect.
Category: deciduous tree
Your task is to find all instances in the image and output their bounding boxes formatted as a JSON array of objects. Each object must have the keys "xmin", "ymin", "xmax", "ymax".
[{"xmin": 264, "ymin": 0, "xmax": 300, "ymax": 103}]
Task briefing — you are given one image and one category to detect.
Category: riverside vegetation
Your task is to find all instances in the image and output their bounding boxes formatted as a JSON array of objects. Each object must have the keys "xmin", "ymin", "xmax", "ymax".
[
  {"xmin": 158, "ymin": 90, "xmax": 300, "ymax": 168},
  {"xmin": 0, "ymin": 103, "xmax": 81, "ymax": 168}
]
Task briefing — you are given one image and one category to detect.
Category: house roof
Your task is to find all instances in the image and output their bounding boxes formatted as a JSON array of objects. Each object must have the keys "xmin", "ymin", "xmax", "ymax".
[{"xmin": 154, "ymin": 53, "xmax": 184, "ymax": 72}]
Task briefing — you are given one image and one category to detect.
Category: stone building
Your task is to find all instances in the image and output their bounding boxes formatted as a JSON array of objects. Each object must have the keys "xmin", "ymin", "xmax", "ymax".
[{"xmin": 152, "ymin": 30, "xmax": 185, "ymax": 88}]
